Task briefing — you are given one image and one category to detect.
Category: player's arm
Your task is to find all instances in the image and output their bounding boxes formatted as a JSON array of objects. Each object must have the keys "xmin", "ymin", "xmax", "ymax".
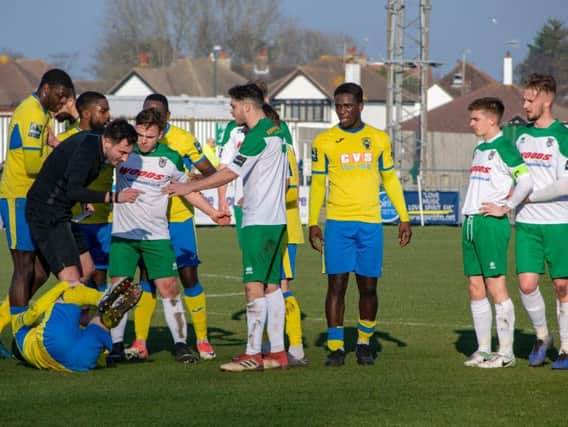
[
  {"xmin": 183, "ymin": 192, "xmax": 230, "ymax": 225},
  {"xmin": 217, "ymin": 128, "xmax": 239, "ymax": 211},
  {"xmin": 378, "ymin": 137, "xmax": 411, "ymax": 247},
  {"xmin": 66, "ymin": 137, "xmax": 139, "ymax": 203},
  {"xmin": 308, "ymin": 139, "xmax": 326, "ymax": 252},
  {"xmin": 480, "ymin": 144, "xmax": 533, "ymax": 215},
  {"xmin": 184, "ymin": 134, "xmax": 217, "ymax": 176},
  {"xmin": 15, "ymin": 282, "xmax": 70, "ymax": 329},
  {"xmin": 526, "ymin": 138, "xmax": 568, "ymax": 203},
  {"xmin": 285, "ymin": 138, "xmax": 299, "ymax": 206},
  {"xmin": 21, "ymin": 113, "xmax": 51, "ymax": 177}
]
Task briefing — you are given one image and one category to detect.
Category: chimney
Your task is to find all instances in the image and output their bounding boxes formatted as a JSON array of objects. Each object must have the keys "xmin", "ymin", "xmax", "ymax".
[
  {"xmin": 217, "ymin": 50, "xmax": 231, "ymax": 69},
  {"xmin": 503, "ymin": 51, "xmax": 513, "ymax": 85},
  {"xmin": 253, "ymin": 48, "xmax": 269, "ymax": 75},
  {"xmin": 139, "ymin": 51, "xmax": 149, "ymax": 67}
]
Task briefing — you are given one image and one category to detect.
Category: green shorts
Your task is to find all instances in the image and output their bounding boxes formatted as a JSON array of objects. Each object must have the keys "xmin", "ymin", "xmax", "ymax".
[
  {"xmin": 462, "ymin": 215, "xmax": 510, "ymax": 277},
  {"xmin": 241, "ymin": 224, "xmax": 286, "ymax": 285},
  {"xmin": 515, "ymin": 222, "xmax": 568, "ymax": 279},
  {"xmin": 109, "ymin": 237, "xmax": 177, "ymax": 280}
]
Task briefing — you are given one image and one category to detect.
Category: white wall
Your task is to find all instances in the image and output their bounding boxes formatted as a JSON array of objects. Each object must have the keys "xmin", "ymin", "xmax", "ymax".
[
  {"xmin": 112, "ymin": 75, "xmax": 153, "ymax": 97},
  {"xmin": 274, "ymin": 75, "xmax": 327, "ymax": 100},
  {"xmin": 427, "ymin": 84, "xmax": 453, "ymax": 111}
]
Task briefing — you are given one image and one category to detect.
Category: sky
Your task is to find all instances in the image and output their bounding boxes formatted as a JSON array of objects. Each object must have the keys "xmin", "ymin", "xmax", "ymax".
[{"xmin": 0, "ymin": 0, "xmax": 567, "ymax": 82}]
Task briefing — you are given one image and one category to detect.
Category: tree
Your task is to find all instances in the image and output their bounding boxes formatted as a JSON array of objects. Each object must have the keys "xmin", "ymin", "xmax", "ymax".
[
  {"xmin": 94, "ymin": 0, "xmax": 358, "ymax": 81},
  {"xmin": 516, "ymin": 18, "xmax": 568, "ymax": 102}
]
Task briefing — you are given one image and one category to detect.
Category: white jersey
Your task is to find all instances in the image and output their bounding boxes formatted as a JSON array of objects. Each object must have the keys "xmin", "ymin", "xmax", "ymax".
[
  {"xmin": 228, "ymin": 118, "xmax": 287, "ymax": 227},
  {"xmin": 112, "ymin": 143, "xmax": 188, "ymax": 240},
  {"xmin": 515, "ymin": 120, "xmax": 568, "ymax": 224},
  {"xmin": 218, "ymin": 123, "xmax": 245, "ymax": 203},
  {"xmin": 462, "ymin": 133, "xmax": 527, "ymax": 215}
]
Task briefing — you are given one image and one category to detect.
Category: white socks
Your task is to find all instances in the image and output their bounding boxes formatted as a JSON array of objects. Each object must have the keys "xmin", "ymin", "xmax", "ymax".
[
  {"xmin": 162, "ymin": 295, "xmax": 187, "ymax": 344},
  {"xmin": 111, "ymin": 314, "xmax": 128, "ymax": 344},
  {"xmin": 520, "ymin": 287, "xmax": 549, "ymax": 340},
  {"xmin": 245, "ymin": 297, "xmax": 267, "ymax": 355},
  {"xmin": 265, "ymin": 289, "xmax": 285, "ymax": 353},
  {"xmin": 471, "ymin": 298, "xmax": 492, "ymax": 353},
  {"xmin": 558, "ymin": 302, "xmax": 568, "ymax": 353},
  {"xmin": 495, "ymin": 298, "xmax": 515, "ymax": 356}
]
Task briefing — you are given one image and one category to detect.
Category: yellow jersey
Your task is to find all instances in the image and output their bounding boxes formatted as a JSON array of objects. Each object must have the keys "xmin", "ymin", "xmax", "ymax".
[
  {"xmin": 59, "ymin": 127, "xmax": 113, "ymax": 224},
  {"xmin": 309, "ymin": 123, "xmax": 409, "ymax": 224},
  {"xmin": 281, "ymin": 121, "xmax": 304, "ymax": 244},
  {"xmin": 0, "ymin": 94, "xmax": 53, "ymax": 198},
  {"xmin": 161, "ymin": 124, "xmax": 207, "ymax": 222}
]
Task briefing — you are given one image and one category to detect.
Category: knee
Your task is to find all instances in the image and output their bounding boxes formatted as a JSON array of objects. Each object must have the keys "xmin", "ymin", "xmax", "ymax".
[
  {"xmin": 519, "ymin": 281, "xmax": 538, "ymax": 295},
  {"xmin": 554, "ymin": 280, "xmax": 568, "ymax": 300},
  {"xmin": 358, "ymin": 283, "xmax": 377, "ymax": 299},
  {"xmin": 157, "ymin": 278, "xmax": 179, "ymax": 299}
]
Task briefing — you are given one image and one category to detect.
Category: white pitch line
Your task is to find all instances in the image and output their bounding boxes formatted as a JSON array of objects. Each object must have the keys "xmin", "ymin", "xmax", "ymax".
[{"xmin": 207, "ymin": 292, "xmax": 244, "ymax": 298}]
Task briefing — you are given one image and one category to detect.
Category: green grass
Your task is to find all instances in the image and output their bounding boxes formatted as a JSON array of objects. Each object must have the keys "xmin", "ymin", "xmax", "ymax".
[{"xmin": 0, "ymin": 226, "xmax": 565, "ymax": 426}]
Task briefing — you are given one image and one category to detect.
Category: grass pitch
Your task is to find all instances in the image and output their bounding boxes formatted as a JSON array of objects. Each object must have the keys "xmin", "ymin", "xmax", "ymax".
[{"xmin": 0, "ymin": 226, "xmax": 566, "ymax": 426}]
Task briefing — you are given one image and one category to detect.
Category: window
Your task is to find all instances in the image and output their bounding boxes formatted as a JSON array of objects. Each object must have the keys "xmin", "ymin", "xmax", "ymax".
[{"xmin": 272, "ymin": 99, "xmax": 330, "ymax": 122}]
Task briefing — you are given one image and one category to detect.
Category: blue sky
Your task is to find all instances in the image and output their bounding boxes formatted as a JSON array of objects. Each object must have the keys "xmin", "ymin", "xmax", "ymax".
[{"xmin": 1, "ymin": 0, "xmax": 566, "ymax": 81}]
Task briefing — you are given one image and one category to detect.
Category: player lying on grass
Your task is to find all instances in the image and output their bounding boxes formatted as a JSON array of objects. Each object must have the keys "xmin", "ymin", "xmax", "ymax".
[{"xmin": 11, "ymin": 278, "xmax": 142, "ymax": 372}]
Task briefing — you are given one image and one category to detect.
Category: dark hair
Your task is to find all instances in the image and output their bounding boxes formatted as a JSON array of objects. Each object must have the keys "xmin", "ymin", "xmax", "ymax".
[
  {"xmin": 38, "ymin": 68, "xmax": 74, "ymax": 91},
  {"xmin": 247, "ymin": 80, "xmax": 280, "ymax": 125},
  {"xmin": 525, "ymin": 73, "xmax": 556, "ymax": 95},
  {"xmin": 468, "ymin": 97, "xmax": 505, "ymax": 121},
  {"xmin": 135, "ymin": 108, "xmax": 166, "ymax": 132},
  {"xmin": 228, "ymin": 84, "xmax": 264, "ymax": 109},
  {"xmin": 144, "ymin": 93, "xmax": 169, "ymax": 112},
  {"xmin": 76, "ymin": 91, "xmax": 107, "ymax": 116},
  {"xmin": 334, "ymin": 82, "xmax": 363, "ymax": 103},
  {"xmin": 103, "ymin": 118, "xmax": 137, "ymax": 146},
  {"xmin": 248, "ymin": 79, "xmax": 268, "ymax": 98}
]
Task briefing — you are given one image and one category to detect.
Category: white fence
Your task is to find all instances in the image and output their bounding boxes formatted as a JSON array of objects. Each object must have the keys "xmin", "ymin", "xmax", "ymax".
[{"xmin": 0, "ymin": 113, "xmax": 304, "ymax": 165}]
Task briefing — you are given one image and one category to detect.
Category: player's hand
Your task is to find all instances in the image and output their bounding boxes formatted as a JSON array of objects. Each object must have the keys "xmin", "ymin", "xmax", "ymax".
[
  {"xmin": 309, "ymin": 225, "xmax": 324, "ymax": 253},
  {"xmin": 162, "ymin": 180, "xmax": 194, "ymax": 196},
  {"xmin": 46, "ymin": 127, "xmax": 60, "ymax": 148},
  {"xmin": 211, "ymin": 210, "xmax": 231, "ymax": 226},
  {"xmin": 117, "ymin": 188, "xmax": 143, "ymax": 203},
  {"xmin": 83, "ymin": 203, "xmax": 95, "ymax": 213},
  {"xmin": 398, "ymin": 222, "xmax": 412, "ymax": 247},
  {"xmin": 219, "ymin": 200, "xmax": 230, "ymax": 213},
  {"xmin": 479, "ymin": 202, "xmax": 510, "ymax": 217}
]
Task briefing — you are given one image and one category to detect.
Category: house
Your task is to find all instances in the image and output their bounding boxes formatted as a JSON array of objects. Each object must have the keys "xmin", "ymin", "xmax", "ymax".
[
  {"xmin": 268, "ymin": 55, "xmax": 417, "ymax": 130},
  {"xmin": 230, "ymin": 48, "xmax": 296, "ymax": 86},
  {"xmin": 108, "ymin": 56, "xmax": 247, "ymax": 98}
]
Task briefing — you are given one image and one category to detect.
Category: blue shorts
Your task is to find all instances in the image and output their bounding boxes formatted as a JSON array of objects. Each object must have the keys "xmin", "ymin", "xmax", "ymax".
[
  {"xmin": 0, "ymin": 198, "xmax": 35, "ymax": 251},
  {"xmin": 74, "ymin": 223, "xmax": 111, "ymax": 270},
  {"xmin": 324, "ymin": 220, "xmax": 383, "ymax": 278},
  {"xmin": 281, "ymin": 243, "xmax": 297, "ymax": 280},
  {"xmin": 169, "ymin": 218, "xmax": 201, "ymax": 268}
]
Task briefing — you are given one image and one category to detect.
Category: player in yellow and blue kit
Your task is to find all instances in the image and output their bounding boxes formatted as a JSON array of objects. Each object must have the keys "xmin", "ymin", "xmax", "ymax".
[
  {"xmin": 58, "ymin": 92, "xmax": 112, "ymax": 293},
  {"xmin": 309, "ymin": 83, "xmax": 412, "ymax": 367},
  {"xmin": 111, "ymin": 94, "xmax": 220, "ymax": 362},
  {"xmin": 0, "ymin": 69, "xmax": 74, "ymax": 357},
  {"xmin": 11, "ymin": 279, "xmax": 142, "ymax": 372}
]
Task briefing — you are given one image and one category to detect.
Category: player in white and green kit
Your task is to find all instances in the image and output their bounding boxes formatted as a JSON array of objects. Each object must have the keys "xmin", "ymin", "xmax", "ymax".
[
  {"xmin": 164, "ymin": 84, "xmax": 289, "ymax": 371},
  {"xmin": 109, "ymin": 109, "xmax": 228, "ymax": 363},
  {"xmin": 510, "ymin": 74, "xmax": 568, "ymax": 369},
  {"xmin": 462, "ymin": 98, "xmax": 533, "ymax": 368}
]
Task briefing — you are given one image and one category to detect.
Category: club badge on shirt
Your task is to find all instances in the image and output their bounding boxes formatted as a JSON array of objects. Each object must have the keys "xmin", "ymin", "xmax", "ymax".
[
  {"xmin": 28, "ymin": 122, "xmax": 43, "ymax": 139},
  {"xmin": 233, "ymin": 155, "xmax": 247, "ymax": 167}
]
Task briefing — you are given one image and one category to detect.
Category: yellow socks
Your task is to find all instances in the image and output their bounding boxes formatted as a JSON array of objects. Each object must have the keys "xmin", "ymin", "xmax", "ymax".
[
  {"xmin": 357, "ymin": 319, "xmax": 377, "ymax": 345},
  {"xmin": 183, "ymin": 283, "xmax": 208, "ymax": 341},
  {"xmin": 134, "ymin": 281, "xmax": 157, "ymax": 341}
]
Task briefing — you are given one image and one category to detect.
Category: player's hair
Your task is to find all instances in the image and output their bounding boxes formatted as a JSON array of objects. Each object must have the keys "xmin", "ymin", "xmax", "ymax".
[
  {"xmin": 76, "ymin": 91, "xmax": 107, "ymax": 116},
  {"xmin": 240, "ymin": 80, "xmax": 281, "ymax": 125},
  {"xmin": 135, "ymin": 108, "xmax": 166, "ymax": 132},
  {"xmin": 468, "ymin": 97, "xmax": 505, "ymax": 121},
  {"xmin": 103, "ymin": 118, "xmax": 137, "ymax": 146},
  {"xmin": 524, "ymin": 73, "xmax": 556, "ymax": 95},
  {"xmin": 334, "ymin": 82, "xmax": 363, "ymax": 103},
  {"xmin": 228, "ymin": 84, "xmax": 264, "ymax": 109},
  {"xmin": 38, "ymin": 68, "xmax": 74, "ymax": 91},
  {"xmin": 144, "ymin": 93, "xmax": 169, "ymax": 112}
]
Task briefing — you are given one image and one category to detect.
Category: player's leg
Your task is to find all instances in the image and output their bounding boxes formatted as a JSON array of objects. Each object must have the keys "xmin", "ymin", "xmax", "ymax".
[
  {"xmin": 171, "ymin": 218, "xmax": 215, "ymax": 359},
  {"xmin": 323, "ymin": 220, "xmax": 357, "ymax": 367},
  {"xmin": 126, "ymin": 266, "xmax": 154, "ymax": 360},
  {"xmin": 143, "ymin": 239, "xmax": 197, "ymax": 363},
  {"xmin": 516, "ymin": 223, "xmax": 551, "ymax": 366},
  {"xmin": 544, "ymin": 223, "xmax": 568, "ymax": 369},
  {"xmin": 221, "ymin": 225, "xmax": 283, "ymax": 372},
  {"xmin": 280, "ymin": 243, "xmax": 306, "ymax": 365},
  {"xmin": 106, "ymin": 237, "xmax": 141, "ymax": 362},
  {"xmin": 351, "ymin": 221, "xmax": 384, "ymax": 366}
]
